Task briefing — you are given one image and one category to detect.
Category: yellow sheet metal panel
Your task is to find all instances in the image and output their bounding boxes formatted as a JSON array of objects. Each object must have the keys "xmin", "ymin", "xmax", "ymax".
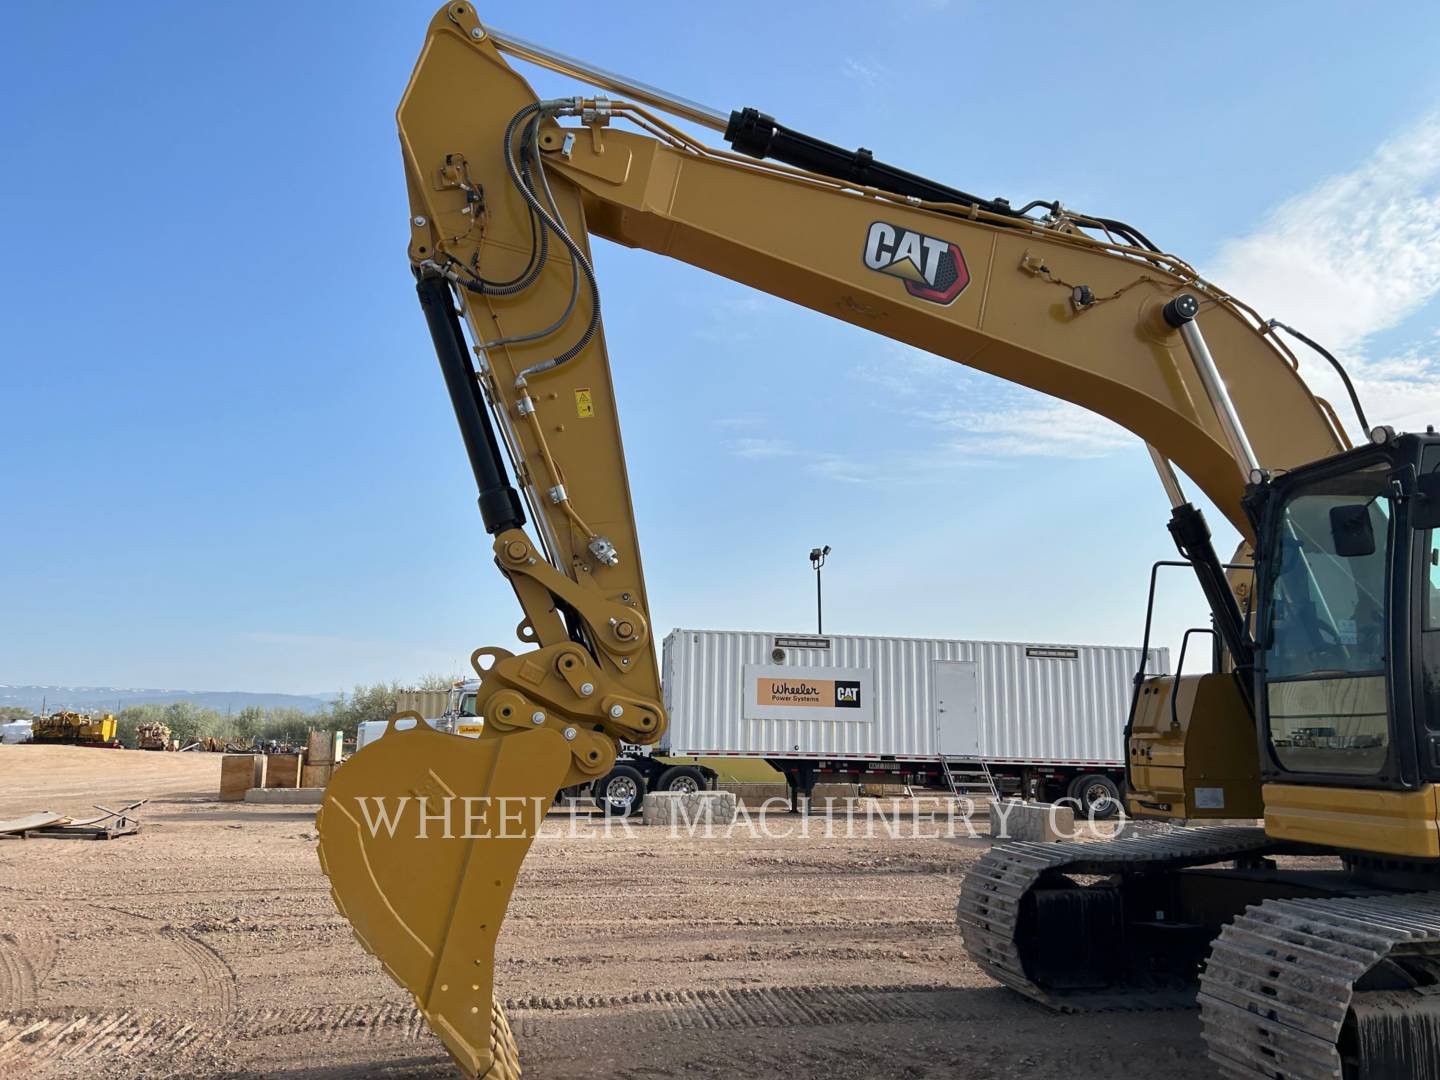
[
  {"xmin": 1127, "ymin": 673, "xmax": 1263, "ymax": 820},
  {"xmin": 1263, "ymin": 783, "xmax": 1440, "ymax": 859}
]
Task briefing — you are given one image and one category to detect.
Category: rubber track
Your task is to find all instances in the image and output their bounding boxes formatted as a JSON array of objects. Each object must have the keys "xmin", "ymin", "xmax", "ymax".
[
  {"xmin": 1200, "ymin": 891, "xmax": 1440, "ymax": 1079},
  {"xmin": 956, "ymin": 825, "xmax": 1280, "ymax": 1010}
]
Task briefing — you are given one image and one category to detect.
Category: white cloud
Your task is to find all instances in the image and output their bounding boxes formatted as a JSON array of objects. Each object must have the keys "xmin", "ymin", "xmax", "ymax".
[
  {"xmin": 724, "ymin": 436, "xmax": 794, "ymax": 460},
  {"xmin": 850, "ymin": 344, "xmax": 1132, "ymax": 461},
  {"xmin": 720, "ymin": 430, "xmax": 973, "ymax": 487},
  {"xmin": 931, "ymin": 401, "xmax": 1133, "ymax": 459},
  {"xmin": 1209, "ymin": 112, "xmax": 1440, "ymax": 351},
  {"xmin": 1207, "ymin": 111, "xmax": 1440, "ymax": 437},
  {"xmin": 712, "ymin": 413, "xmax": 764, "ymax": 430},
  {"xmin": 842, "ymin": 58, "xmax": 885, "ymax": 86}
]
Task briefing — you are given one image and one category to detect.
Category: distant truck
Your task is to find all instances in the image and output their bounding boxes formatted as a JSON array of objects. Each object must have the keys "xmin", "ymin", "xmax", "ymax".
[
  {"xmin": 31, "ymin": 711, "xmax": 119, "ymax": 747},
  {"xmin": 354, "ymin": 685, "xmax": 485, "ymax": 751},
  {"xmin": 136, "ymin": 722, "xmax": 173, "ymax": 751}
]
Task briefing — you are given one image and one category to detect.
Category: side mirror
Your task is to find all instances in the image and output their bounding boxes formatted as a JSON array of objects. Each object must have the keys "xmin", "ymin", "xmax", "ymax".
[
  {"xmin": 1414, "ymin": 472, "xmax": 1440, "ymax": 531},
  {"xmin": 1329, "ymin": 504, "xmax": 1376, "ymax": 557}
]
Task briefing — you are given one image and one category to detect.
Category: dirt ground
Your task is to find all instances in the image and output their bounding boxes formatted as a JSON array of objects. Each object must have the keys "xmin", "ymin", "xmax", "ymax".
[{"xmin": 0, "ymin": 745, "xmax": 1218, "ymax": 1080}]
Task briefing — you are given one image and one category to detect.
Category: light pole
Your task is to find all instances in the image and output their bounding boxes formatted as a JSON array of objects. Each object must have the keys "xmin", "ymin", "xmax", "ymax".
[{"xmin": 809, "ymin": 545, "xmax": 831, "ymax": 634}]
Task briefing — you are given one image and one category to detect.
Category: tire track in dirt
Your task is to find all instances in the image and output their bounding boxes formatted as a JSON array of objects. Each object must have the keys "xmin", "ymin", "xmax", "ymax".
[
  {"xmin": 0, "ymin": 1009, "xmax": 229, "ymax": 1073},
  {"xmin": 504, "ymin": 983, "xmax": 1006, "ymax": 1037},
  {"xmin": 0, "ymin": 983, "xmax": 1008, "ymax": 1072},
  {"xmin": 0, "ymin": 933, "xmax": 39, "ymax": 1011},
  {"xmin": 160, "ymin": 928, "xmax": 238, "ymax": 1022}
]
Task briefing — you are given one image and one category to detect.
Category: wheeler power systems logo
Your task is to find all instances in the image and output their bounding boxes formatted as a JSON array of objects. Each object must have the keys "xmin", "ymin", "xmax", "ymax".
[
  {"xmin": 757, "ymin": 678, "xmax": 863, "ymax": 709},
  {"xmin": 862, "ymin": 221, "xmax": 970, "ymax": 305}
]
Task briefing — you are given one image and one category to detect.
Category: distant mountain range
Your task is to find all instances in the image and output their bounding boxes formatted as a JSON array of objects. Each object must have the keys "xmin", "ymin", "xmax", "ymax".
[{"xmin": 0, "ymin": 685, "xmax": 334, "ymax": 715}]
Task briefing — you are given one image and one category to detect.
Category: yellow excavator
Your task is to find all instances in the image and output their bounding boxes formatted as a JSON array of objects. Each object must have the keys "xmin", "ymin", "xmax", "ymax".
[{"xmin": 316, "ymin": 7, "xmax": 1440, "ymax": 1077}]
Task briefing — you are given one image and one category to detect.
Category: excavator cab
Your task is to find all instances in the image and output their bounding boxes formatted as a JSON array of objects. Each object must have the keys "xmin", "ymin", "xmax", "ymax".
[{"xmin": 1250, "ymin": 429, "xmax": 1440, "ymax": 858}]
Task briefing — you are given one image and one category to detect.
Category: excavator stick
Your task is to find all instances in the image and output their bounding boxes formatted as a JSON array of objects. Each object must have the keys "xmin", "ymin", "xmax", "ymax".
[
  {"xmin": 317, "ymin": 719, "xmax": 579, "ymax": 1078},
  {"xmin": 319, "ymin": 10, "xmax": 665, "ymax": 1075}
]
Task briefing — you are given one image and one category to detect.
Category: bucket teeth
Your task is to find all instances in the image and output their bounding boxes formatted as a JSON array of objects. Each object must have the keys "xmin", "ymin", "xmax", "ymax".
[{"xmin": 486, "ymin": 997, "xmax": 521, "ymax": 1079}]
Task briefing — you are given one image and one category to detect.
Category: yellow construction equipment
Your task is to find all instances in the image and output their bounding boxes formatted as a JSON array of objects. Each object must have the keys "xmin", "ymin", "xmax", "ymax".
[
  {"xmin": 30, "ymin": 711, "xmax": 117, "ymax": 747},
  {"xmin": 135, "ymin": 722, "xmax": 172, "ymax": 751},
  {"xmin": 317, "ymin": 8, "xmax": 1440, "ymax": 1077}
]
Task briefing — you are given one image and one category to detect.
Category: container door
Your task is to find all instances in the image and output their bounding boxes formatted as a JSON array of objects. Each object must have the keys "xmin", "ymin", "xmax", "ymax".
[{"xmin": 934, "ymin": 660, "xmax": 979, "ymax": 757}]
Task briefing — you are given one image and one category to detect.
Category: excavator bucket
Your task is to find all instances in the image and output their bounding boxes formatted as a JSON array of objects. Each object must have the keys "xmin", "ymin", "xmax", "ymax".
[{"xmin": 317, "ymin": 717, "xmax": 575, "ymax": 1078}]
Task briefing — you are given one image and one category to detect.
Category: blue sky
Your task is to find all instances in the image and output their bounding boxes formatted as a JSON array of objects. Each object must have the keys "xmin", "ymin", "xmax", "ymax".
[{"xmin": 5, "ymin": 2, "xmax": 1440, "ymax": 694}]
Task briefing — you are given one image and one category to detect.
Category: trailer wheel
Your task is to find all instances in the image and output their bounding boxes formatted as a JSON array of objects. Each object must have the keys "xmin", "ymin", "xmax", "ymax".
[
  {"xmin": 594, "ymin": 765, "xmax": 646, "ymax": 817},
  {"xmin": 656, "ymin": 766, "xmax": 706, "ymax": 794},
  {"xmin": 1072, "ymin": 773, "xmax": 1122, "ymax": 820}
]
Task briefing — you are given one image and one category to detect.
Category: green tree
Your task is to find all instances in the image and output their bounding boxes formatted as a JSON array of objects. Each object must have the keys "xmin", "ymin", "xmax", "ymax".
[
  {"xmin": 259, "ymin": 707, "xmax": 313, "ymax": 746},
  {"xmin": 158, "ymin": 702, "xmax": 225, "ymax": 746},
  {"xmin": 231, "ymin": 705, "xmax": 264, "ymax": 746}
]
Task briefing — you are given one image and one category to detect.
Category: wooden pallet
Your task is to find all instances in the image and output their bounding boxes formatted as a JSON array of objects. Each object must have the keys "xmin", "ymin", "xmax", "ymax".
[{"xmin": 0, "ymin": 800, "xmax": 146, "ymax": 841}]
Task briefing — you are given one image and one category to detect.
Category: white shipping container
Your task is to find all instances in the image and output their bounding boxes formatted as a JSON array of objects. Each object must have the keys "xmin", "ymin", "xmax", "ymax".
[{"xmin": 661, "ymin": 629, "xmax": 1168, "ymax": 767}]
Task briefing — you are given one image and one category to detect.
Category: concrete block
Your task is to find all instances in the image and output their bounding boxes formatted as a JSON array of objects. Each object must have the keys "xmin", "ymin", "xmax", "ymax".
[
  {"xmin": 244, "ymin": 787, "xmax": 325, "ymax": 805},
  {"xmin": 641, "ymin": 790, "xmax": 737, "ymax": 827},
  {"xmin": 988, "ymin": 799, "xmax": 1075, "ymax": 843},
  {"xmin": 718, "ymin": 782, "xmax": 790, "ymax": 808}
]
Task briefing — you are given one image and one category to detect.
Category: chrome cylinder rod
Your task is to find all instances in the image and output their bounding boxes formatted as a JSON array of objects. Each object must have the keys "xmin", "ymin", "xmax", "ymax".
[
  {"xmin": 1146, "ymin": 444, "xmax": 1187, "ymax": 509},
  {"xmin": 483, "ymin": 25, "xmax": 730, "ymax": 133},
  {"xmin": 1164, "ymin": 294, "xmax": 1261, "ymax": 478}
]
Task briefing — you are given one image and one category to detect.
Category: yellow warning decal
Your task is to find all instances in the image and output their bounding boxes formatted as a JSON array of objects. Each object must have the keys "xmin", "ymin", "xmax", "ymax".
[{"xmin": 574, "ymin": 387, "xmax": 594, "ymax": 418}]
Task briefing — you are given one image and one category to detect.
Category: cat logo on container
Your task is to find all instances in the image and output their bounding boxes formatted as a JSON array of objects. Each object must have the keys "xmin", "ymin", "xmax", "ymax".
[{"xmin": 862, "ymin": 221, "xmax": 970, "ymax": 305}]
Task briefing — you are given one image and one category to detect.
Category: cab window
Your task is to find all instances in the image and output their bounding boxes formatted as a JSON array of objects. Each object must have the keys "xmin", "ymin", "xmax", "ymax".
[
  {"xmin": 1422, "ymin": 530, "xmax": 1440, "ymax": 732},
  {"xmin": 1264, "ymin": 465, "xmax": 1391, "ymax": 776}
]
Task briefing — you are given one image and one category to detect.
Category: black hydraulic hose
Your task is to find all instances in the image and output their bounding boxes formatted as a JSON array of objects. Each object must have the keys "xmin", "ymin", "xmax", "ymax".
[
  {"xmin": 453, "ymin": 113, "xmax": 551, "ymax": 296},
  {"xmin": 1268, "ymin": 318, "xmax": 1371, "ymax": 435},
  {"xmin": 501, "ymin": 102, "xmax": 602, "ymax": 379}
]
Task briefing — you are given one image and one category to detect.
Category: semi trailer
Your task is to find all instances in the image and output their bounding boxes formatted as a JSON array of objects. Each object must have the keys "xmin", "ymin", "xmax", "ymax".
[{"xmin": 586, "ymin": 628, "xmax": 1167, "ymax": 816}]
